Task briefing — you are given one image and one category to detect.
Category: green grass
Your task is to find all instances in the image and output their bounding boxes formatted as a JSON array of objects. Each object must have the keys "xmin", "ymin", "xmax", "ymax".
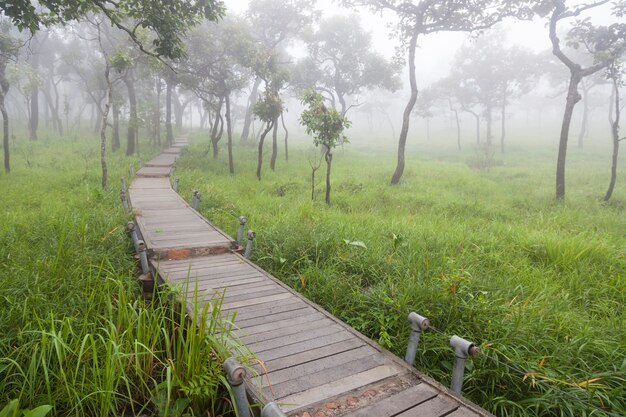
[
  {"xmin": 177, "ymin": 133, "xmax": 625, "ymax": 417},
  {"xmin": 0, "ymin": 133, "xmax": 240, "ymax": 417}
]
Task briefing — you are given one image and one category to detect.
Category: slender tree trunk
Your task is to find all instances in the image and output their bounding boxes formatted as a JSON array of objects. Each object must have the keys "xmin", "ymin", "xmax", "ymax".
[
  {"xmin": 29, "ymin": 46, "xmax": 39, "ymax": 141},
  {"xmin": 100, "ymin": 66, "xmax": 112, "ymax": 191},
  {"xmin": 124, "ymin": 75, "xmax": 137, "ymax": 156},
  {"xmin": 226, "ymin": 94, "xmax": 234, "ymax": 175},
  {"xmin": 1, "ymin": 92, "xmax": 9, "ymax": 174},
  {"xmin": 211, "ymin": 97, "xmax": 224, "ymax": 159},
  {"xmin": 578, "ymin": 82, "xmax": 589, "ymax": 149},
  {"xmin": 556, "ymin": 71, "xmax": 583, "ymax": 200},
  {"xmin": 281, "ymin": 111, "xmax": 289, "ymax": 161},
  {"xmin": 337, "ymin": 92, "xmax": 347, "ymax": 116},
  {"xmin": 604, "ymin": 78, "xmax": 621, "ymax": 202},
  {"xmin": 486, "ymin": 106, "xmax": 493, "ymax": 146},
  {"xmin": 270, "ymin": 118, "xmax": 278, "ymax": 171},
  {"xmin": 391, "ymin": 28, "xmax": 419, "ymax": 185},
  {"xmin": 257, "ymin": 120, "xmax": 274, "ymax": 180},
  {"xmin": 500, "ymin": 92, "xmax": 507, "ymax": 153},
  {"xmin": 173, "ymin": 92, "xmax": 183, "ymax": 129},
  {"xmin": 325, "ymin": 150, "xmax": 333, "ymax": 205},
  {"xmin": 166, "ymin": 77, "xmax": 174, "ymax": 146},
  {"xmin": 241, "ymin": 76, "xmax": 262, "ymax": 143},
  {"xmin": 454, "ymin": 110, "xmax": 461, "ymax": 150},
  {"xmin": 112, "ymin": 99, "xmax": 120, "ymax": 151}
]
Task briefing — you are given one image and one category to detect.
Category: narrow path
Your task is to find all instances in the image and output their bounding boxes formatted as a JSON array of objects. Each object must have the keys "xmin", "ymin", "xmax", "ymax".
[{"xmin": 128, "ymin": 139, "xmax": 494, "ymax": 417}]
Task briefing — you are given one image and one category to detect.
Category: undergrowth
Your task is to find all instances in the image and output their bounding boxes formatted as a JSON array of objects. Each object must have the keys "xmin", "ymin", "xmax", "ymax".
[
  {"xmin": 178, "ymin": 133, "xmax": 626, "ymax": 417},
  {"xmin": 0, "ymin": 133, "xmax": 238, "ymax": 416}
]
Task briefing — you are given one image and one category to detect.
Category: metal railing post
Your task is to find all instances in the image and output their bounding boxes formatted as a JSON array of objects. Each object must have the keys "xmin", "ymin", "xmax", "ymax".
[
  {"xmin": 137, "ymin": 240, "xmax": 150, "ymax": 275},
  {"xmin": 237, "ymin": 216, "xmax": 247, "ymax": 246},
  {"xmin": 127, "ymin": 221, "xmax": 140, "ymax": 252},
  {"xmin": 121, "ymin": 177, "xmax": 127, "ymax": 194},
  {"xmin": 262, "ymin": 402, "xmax": 287, "ymax": 417},
  {"xmin": 404, "ymin": 312, "xmax": 430, "ymax": 366},
  {"xmin": 450, "ymin": 335, "xmax": 480, "ymax": 394},
  {"xmin": 244, "ymin": 230, "xmax": 256, "ymax": 259},
  {"xmin": 173, "ymin": 176, "xmax": 180, "ymax": 192},
  {"xmin": 223, "ymin": 358, "xmax": 251, "ymax": 417},
  {"xmin": 191, "ymin": 190, "xmax": 201, "ymax": 210},
  {"xmin": 120, "ymin": 189, "xmax": 129, "ymax": 211},
  {"xmin": 129, "ymin": 165, "xmax": 135, "ymax": 178}
]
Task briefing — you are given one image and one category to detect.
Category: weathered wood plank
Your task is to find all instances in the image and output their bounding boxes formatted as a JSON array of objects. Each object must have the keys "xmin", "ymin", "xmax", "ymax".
[
  {"xmin": 251, "ymin": 331, "xmax": 357, "ymax": 363},
  {"xmin": 235, "ymin": 306, "xmax": 313, "ymax": 329},
  {"xmin": 240, "ymin": 317, "xmax": 332, "ymax": 345},
  {"xmin": 341, "ymin": 383, "xmax": 438, "ymax": 417},
  {"xmin": 235, "ymin": 312, "xmax": 323, "ymax": 337},
  {"xmin": 225, "ymin": 299, "xmax": 309, "ymax": 322},
  {"xmin": 395, "ymin": 395, "xmax": 458, "ymax": 417},
  {"xmin": 246, "ymin": 324, "xmax": 345, "ymax": 354},
  {"xmin": 445, "ymin": 408, "xmax": 481, "ymax": 417},
  {"xmin": 277, "ymin": 365, "xmax": 401, "ymax": 412},
  {"xmin": 221, "ymin": 292, "xmax": 294, "ymax": 311}
]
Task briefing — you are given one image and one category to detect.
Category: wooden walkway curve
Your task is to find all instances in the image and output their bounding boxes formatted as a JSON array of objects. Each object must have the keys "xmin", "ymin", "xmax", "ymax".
[{"xmin": 128, "ymin": 139, "xmax": 494, "ymax": 417}]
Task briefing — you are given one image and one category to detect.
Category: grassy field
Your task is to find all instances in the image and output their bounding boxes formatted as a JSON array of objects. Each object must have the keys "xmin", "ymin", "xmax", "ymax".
[
  {"xmin": 177, "ymin": 132, "xmax": 625, "ymax": 417},
  {"xmin": 0, "ymin": 134, "xmax": 237, "ymax": 417}
]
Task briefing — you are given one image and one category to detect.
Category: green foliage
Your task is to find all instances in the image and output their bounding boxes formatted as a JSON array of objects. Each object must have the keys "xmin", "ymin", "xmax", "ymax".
[
  {"xmin": 299, "ymin": 89, "xmax": 351, "ymax": 150},
  {"xmin": 177, "ymin": 135, "xmax": 626, "ymax": 417},
  {"xmin": 0, "ymin": 133, "xmax": 238, "ymax": 416}
]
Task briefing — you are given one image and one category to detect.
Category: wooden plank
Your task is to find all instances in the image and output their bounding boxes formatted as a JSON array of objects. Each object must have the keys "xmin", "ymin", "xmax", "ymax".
[
  {"xmin": 445, "ymin": 408, "xmax": 481, "ymax": 417},
  {"xmin": 342, "ymin": 383, "xmax": 439, "ymax": 417},
  {"xmin": 235, "ymin": 306, "xmax": 313, "ymax": 329},
  {"xmin": 236, "ymin": 312, "xmax": 323, "ymax": 336},
  {"xmin": 226, "ymin": 299, "xmax": 309, "ymax": 321},
  {"xmin": 266, "ymin": 354, "xmax": 386, "ymax": 399},
  {"xmin": 239, "ymin": 317, "xmax": 331, "ymax": 345},
  {"xmin": 136, "ymin": 166, "xmax": 172, "ymax": 177},
  {"xmin": 221, "ymin": 292, "xmax": 294, "ymax": 311},
  {"xmin": 246, "ymin": 324, "xmax": 345, "ymax": 354},
  {"xmin": 250, "ymin": 331, "xmax": 355, "ymax": 363},
  {"xmin": 258, "ymin": 337, "xmax": 365, "ymax": 374},
  {"xmin": 257, "ymin": 346, "xmax": 375, "ymax": 387},
  {"xmin": 395, "ymin": 395, "xmax": 458, "ymax": 417},
  {"xmin": 277, "ymin": 365, "xmax": 400, "ymax": 412}
]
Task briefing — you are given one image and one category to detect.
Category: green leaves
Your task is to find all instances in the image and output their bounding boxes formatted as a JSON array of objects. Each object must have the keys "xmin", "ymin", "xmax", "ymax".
[{"xmin": 299, "ymin": 89, "xmax": 351, "ymax": 150}]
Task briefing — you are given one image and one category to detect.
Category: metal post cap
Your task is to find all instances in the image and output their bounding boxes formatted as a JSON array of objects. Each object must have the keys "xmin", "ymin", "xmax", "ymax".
[
  {"xmin": 137, "ymin": 240, "xmax": 146, "ymax": 251},
  {"xmin": 450, "ymin": 335, "xmax": 480, "ymax": 358},
  {"xmin": 408, "ymin": 312, "xmax": 430, "ymax": 331},
  {"xmin": 239, "ymin": 216, "xmax": 248, "ymax": 225},
  {"xmin": 261, "ymin": 402, "xmax": 288, "ymax": 417},
  {"xmin": 223, "ymin": 357, "xmax": 246, "ymax": 386},
  {"xmin": 247, "ymin": 230, "xmax": 256, "ymax": 240},
  {"xmin": 126, "ymin": 221, "xmax": 135, "ymax": 231}
]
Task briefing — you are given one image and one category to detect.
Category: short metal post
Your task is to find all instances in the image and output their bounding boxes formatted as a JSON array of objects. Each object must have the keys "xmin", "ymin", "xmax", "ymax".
[
  {"xmin": 173, "ymin": 176, "xmax": 180, "ymax": 192},
  {"xmin": 244, "ymin": 230, "xmax": 256, "ymax": 259},
  {"xmin": 237, "ymin": 216, "xmax": 247, "ymax": 245},
  {"xmin": 121, "ymin": 177, "xmax": 127, "ymax": 194},
  {"xmin": 137, "ymin": 239, "xmax": 150, "ymax": 275},
  {"xmin": 262, "ymin": 402, "xmax": 287, "ymax": 417},
  {"xmin": 404, "ymin": 312, "xmax": 430, "ymax": 366},
  {"xmin": 450, "ymin": 335, "xmax": 480, "ymax": 394},
  {"xmin": 129, "ymin": 165, "xmax": 135, "ymax": 178},
  {"xmin": 191, "ymin": 190, "xmax": 200, "ymax": 210},
  {"xmin": 127, "ymin": 221, "xmax": 140, "ymax": 252},
  {"xmin": 138, "ymin": 159, "xmax": 143, "ymax": 168},
  {"xmin": 120, "ymin": 189, "xmax": 129, "ymax": 210},
  {"xmin": 223, "ymin": 358, "xmax": 251, "ymax": 417}
]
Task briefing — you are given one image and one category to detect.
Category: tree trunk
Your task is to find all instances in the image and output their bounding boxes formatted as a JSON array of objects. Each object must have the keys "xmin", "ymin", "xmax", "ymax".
[
  {"xmin": 325, "ymin": 150, "xmax": 333, "ymax": 205},
  {"xmin": 577, "ymin": 82, "xmax": 589, "ymax": 149},
  {"xmin": 556, "ymin": 71, "xmax": 583, "ymax": 200},
  {"xmin": 281, "ymin": 111, "xmax": 289, "ymax": 161},
  {"xmin": 29, "ymin": 46, "xmax": 40, "ymax": 141},
  {"xmin": 604, "ymin": 78, "xmax": 621, "ymax": 202},
  {"xmin": 485, "ymin": 105, "xmax": 493, "ymax": 146},
  {"xmin": 270, "ymin": 118, "xmax": 278, "ymax": 171},
  {"xmin": 173, "ymin": 91, "xmax": 183, "ymax": 129},
  {"xmin": 257, "ymin": 120, "xmax": 274, "ymax": 180},
  {"xmin": 112, "ymin": 99, "xmax": 120, "ymax": 151},
  {"xmin": 1, "ymin": 93, "xmax": 9, "ymax": 174},
  {"xmin": 500, "ymin": 92, "xmax": 507, "ymax": 154},
  {"xmin": 166, "ymin": 77, "xmax": 174, "ymax": 146},
  {"xmin": 101, "ymin": 66, "xmax": 112, "ymax": 191},
  {"xmin": 391, "ymin": 28, "xmax": 419, "ymax": 185},
  {"xmin": 124, "ymin": 75, "xmax": 137, "ymax": 156},
  {"xmin": 211, "ymin": 97, "xmax": 224, "ymax": 159},
  {"xmin": 226, "ymin": 94, "xmax": 234, "ymax": 176},
  {"xmin": 454, "ymin": 109, "xmax": 461, "ymax": 150},
  {"xmin": 241, "ymin": 76, "xmax": 262, "ymax": 143}
]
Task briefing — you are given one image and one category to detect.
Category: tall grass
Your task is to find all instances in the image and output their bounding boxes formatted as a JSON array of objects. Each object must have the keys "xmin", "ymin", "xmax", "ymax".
[
  {"xmin": 177, "ymin": 134, "xmax": 625, "ymax": 417},
  {"xmin": 0, "ymin": 134, "xmax": 238, "ymax": 416}
]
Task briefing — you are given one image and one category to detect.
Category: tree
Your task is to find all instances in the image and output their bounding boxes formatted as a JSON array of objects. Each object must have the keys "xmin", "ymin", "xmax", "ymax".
[
  {"xmin": 239, "ymin": 0, "xmax": 317, "ymax": 143},
  {"xmin": 0, "ymin": 21, "xmax": 20, "ymax": 174},
  {"xmin": 604, "ymin": 60, "xmax": 625, "ymax": 201},
  {"xmin": 299, "ymin": 89, "xmax": 351, "ymax": 205},
  {"xmin": 340, "ymin": 0, "xmax": 534, "ymax": 184},
  {"xmin": 4, "ymin": 0, "xmax": 225, "ymax": 60},
  {"xmin": 292, "ymin": 14, "xmax": 401, "ymax": 116},
  {"xmin": 547, "ymin": 0, "xmax": 626, "ymax": 199}
]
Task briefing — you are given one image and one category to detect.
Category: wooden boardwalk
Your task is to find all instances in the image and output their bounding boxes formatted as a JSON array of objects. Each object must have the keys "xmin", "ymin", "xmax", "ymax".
[{"xmin": 128, "ymin": 139, "xmax": 494, "ymax": 417}]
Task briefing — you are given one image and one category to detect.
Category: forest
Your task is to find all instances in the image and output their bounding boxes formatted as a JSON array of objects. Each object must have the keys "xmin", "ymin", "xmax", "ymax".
[{"xmin": 0, "ymin": 1, "xmax": 624, "ymax": 417}]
